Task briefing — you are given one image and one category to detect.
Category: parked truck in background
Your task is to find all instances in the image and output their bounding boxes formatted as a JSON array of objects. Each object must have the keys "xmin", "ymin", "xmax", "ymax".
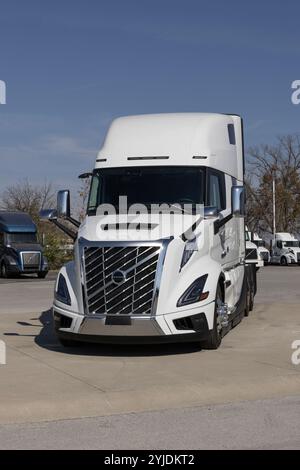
[
  {"xmin": 41, "ymin": 113, "xmax": 257, "ymax": 349},
  {"xmin": 252, "ymin": 233, "xmax": 270, "ymax": 264},
  {"xmin": 0, "ymin": 212, "xmax": 49, "ymax": 278},
  {"xmin": 245, "ymin": 230, "xmax": 270, "ymax": 265},
  {"xmin": 245, "ymin": 227, "xmax": 264, "ymax": 268},
  {"xmin": 270, "ymin": 232, "xmax": 300, "ymax": 265}
]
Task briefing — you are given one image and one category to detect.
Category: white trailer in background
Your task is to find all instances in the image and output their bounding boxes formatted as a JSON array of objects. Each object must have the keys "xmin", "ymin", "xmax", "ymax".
[
  {"xmin": 270, "ymin": 233, "xmax": 300, "ymax": 266},
  {"xmin": 41, "ymin": 112, "xmax": 258, "ymax": 350}
]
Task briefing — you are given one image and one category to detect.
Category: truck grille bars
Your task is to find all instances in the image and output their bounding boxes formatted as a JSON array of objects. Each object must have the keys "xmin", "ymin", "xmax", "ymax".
[
  {"xmin": 83, "ymin": 244, "xmax": 162, "ymax": 316},
  {"xmin": 245, "ymin": 248, "xmax": 258, "ymax": 260}
]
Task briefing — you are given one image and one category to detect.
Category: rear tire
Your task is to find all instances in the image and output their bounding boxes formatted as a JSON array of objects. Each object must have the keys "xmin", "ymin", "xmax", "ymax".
[
  {"xmin": 244, "ymin": 280, "xmax": 250, "ymax": 317},
  {"xmin": 245, "ymin": 269, "xmax": 254, "ymax": 316},
  {"xmin": 58, "ymin": 337, "xmax": 83, "ymax": 348},
  {"xmin": 249, "ymin": 285, "xmax": 254, "ymax": 311},
  {"xmin": 200, "ymin": 284, "xmax": 223, "ymax": 350}
]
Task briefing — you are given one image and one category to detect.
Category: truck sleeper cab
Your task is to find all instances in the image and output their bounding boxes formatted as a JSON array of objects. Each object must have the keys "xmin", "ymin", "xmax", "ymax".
[
  {"xmin": 0, "ymin": 211, "xmax": 48, "ymax": 278},
  {"xmin": 41, "ymin": 113, "xmax": 257, "ymax": 349}
]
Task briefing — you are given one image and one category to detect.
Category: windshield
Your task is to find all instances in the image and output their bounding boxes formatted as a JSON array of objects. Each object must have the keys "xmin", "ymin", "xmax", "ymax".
[
  {"xmin": 87, "ymin": 166, "xmax": 205, "ymax": 214},
  {"xmin": 283, "ymin": 241, "xmax": 299, "ymax": 248},
  {"xmin": 7, "ymin": 232, "xmax": 38, "ymax": 244}
]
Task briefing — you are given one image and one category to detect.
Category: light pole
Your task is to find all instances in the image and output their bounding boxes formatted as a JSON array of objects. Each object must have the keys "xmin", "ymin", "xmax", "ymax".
[{"xmin": 272, "ymin": 177, "xmax": 276, "ymax": 242}]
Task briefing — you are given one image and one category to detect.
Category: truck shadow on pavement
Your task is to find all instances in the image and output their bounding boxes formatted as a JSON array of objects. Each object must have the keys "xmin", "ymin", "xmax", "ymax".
[{"xmin": 34, "ymin": 309, "xmax": 202, "ymax": 357}]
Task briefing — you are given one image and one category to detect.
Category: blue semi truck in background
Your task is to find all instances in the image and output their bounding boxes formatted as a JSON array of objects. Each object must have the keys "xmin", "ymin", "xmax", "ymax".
[{"xmin": 0, "ymin": 212, "xmax": 48, "ymax": 278}]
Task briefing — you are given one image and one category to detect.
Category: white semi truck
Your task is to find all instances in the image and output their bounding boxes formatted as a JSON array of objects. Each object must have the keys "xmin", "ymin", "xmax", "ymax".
[
  {"xmin": 245, "ymin": 230, "xmax": 270, "ymax": 265},
  {"xmin": 245, "ymin": 227, "xmax": 264, "ymax": 268},
  {"xmin": 41, "ymin": 113, "xmax": 257, "ymax": 349},
  {"xmin": 270, "ymin": 232, "xmax": 300, "ymax": 265},
  {"xmin": 252, "ymin": 233, "xmax": 270, "ymax": 264}
]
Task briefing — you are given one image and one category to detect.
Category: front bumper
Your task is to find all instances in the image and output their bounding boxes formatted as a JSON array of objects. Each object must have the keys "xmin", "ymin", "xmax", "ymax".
[
  {"xmin": 53, "ymin": 303, "xmax": 213, "ymax": 345},
  {"xmin": 246, "ymin": 259, "xmax": 264, "ymax": 268},
  {"xmin": 6, "ymin": 264, "xmax": 48, "ymax": 275}
]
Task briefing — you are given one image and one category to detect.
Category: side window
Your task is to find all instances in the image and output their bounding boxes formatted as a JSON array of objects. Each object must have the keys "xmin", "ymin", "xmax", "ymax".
[
  {"xmin": 0, "ymin": 232, "xmax": 4, "ymax": 246},
  {"xmin": 87, "ymin": 174, "xmax": 100, "ymax": 213},
  {"xmin": 207, "ymin": 170, "xmax": 226, "ymax": 212},
  {"xmin": 228, "ymin": 124, "xmax": 236, "ymax": 145}
]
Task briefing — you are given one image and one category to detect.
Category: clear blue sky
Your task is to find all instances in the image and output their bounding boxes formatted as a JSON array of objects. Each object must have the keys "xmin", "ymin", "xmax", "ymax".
[{"xmin": 0, "ymin": 0, "xmax": 299, "ymax": 197}]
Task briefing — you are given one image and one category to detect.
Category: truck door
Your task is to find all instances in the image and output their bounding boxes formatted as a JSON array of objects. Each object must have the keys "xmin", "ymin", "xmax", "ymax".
[{"xmin": 208, "ymin": 171, "xmax": 243, "ymax": 308}]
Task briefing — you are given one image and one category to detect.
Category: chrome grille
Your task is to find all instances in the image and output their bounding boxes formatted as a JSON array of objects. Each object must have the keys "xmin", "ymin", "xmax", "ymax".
[
  {"xmin": 246, "ymin": 248, "xmax": 258, "ymax": 260},
  {"xmin": 22, "ymin": 252, "xmax": 41, "ymax": 269},
  {"xmin": 83, "ymin": 245, "xmax": 161, "ymax": 315}
]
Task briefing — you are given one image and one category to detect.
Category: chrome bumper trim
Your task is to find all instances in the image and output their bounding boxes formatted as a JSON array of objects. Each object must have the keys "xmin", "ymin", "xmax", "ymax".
[{"xmin": 78, "ymin": 315, "xmax": 165, "ymax": 336}]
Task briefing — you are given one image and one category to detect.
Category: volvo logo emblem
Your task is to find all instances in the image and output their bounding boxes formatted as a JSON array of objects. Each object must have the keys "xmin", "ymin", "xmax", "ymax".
[{"xmin": 111, "ymin": 269, "xmax": 126, "ymax": 285}]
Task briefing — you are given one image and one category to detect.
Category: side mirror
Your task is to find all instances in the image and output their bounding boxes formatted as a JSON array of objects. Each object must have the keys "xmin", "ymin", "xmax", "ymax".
[
  {"xmin": 39, "ymin": 209, "xmax": 58, "ymax": 221},
  {"xmin": 231, "ymin": 186, "xmax": 245, "ymax": 218},
  {"xmin": 57, "ymin": 190, "xmax": 71, "ymax": 218},
  {"xmin": 204, "ymin": 206, "xmax": 218, "ymax": 218},
  {"xmin": 78, "ymin": 172, "xmax": 92, "ymax": 179}
]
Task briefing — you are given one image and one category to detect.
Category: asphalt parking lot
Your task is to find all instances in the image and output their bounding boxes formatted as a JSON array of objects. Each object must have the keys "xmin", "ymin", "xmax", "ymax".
[{"xmin": 0, "ymin": 266, "xmax": 300, "ymax": 449}]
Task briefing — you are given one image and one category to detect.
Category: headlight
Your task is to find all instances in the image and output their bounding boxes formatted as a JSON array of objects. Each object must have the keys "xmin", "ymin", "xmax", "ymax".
[
  {"xmin": 6, "ymin": 256, "xmax": 17, "ymax": 265},
  {"xmin": 43, "ymin": 257, "xmax": 48, "ymax": 266},
  {"xmin": 55, "ymin": 274, "xmax": 71, "ymax": 305},
  {"xmin": 177, "ymin": 274, "xmax": 208, "ymax": 307},
  {"xmin": 180, "ymin": 238, "xmax": 198, "ymax": 270}
]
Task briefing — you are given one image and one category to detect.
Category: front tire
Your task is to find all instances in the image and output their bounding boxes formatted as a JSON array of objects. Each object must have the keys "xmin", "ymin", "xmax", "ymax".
[
  {"xmin": 280, "ymin": 256, "xmax": 288, "ymax": 266},
  {"xmin": 200, "ymin": 284, "xmax": 223, "ymax": 350},
  {"xmin": 1, "ymin": 262, "xmax": 8, "ymax": 278},
  {"xmin": 37, "ymin": 271, "xmax": 47, "ymax": 279}
]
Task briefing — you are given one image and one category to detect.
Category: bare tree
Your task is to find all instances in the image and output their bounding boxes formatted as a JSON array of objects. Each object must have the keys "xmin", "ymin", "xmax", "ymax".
[
  {"xmin": 1, "ymin": 179, "xmax": 55, "ymax": 221},
  {"xmin": 0, "ymin": 179, "xmax": 74, "ymax": 268},
  {"xmin": 247, "ymin": 135, "xmax": 300, "ymax": 234}
]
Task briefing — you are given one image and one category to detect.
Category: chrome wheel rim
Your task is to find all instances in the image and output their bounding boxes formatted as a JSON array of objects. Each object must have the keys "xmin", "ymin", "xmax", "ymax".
[{"xmin": 216, "ymin": 294, "xmax": 223, "ymax": 334}]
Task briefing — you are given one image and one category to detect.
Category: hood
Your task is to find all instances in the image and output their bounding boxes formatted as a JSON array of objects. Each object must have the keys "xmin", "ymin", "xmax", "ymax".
[
  {"xmin": 257, "ymin": 246, "xmax": 269, "ymax": 253},
  {"xmin": 9, "ymin": 243, "xmax": 43, "ymax": 254},
  {"xmin": 246, "ymin": 241, "xmax": 257, "ymax": 250},
  {"xmin": 78, "ymin": 212, "xmax": 202, "ymax": 242},
  {"xmin": 286, "ymin": 247, "xmax": 300, "ymax": 254}
]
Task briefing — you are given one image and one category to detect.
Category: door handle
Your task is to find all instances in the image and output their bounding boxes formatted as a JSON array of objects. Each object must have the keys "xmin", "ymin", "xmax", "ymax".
[{"xmin": 221, "ymin": 247, "xmax": 229, "ymax": 258}]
